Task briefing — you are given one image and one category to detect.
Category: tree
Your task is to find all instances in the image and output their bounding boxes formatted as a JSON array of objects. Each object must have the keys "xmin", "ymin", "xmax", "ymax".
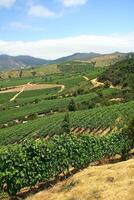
[
  {"xmin": 8, "ymin": 75, "xmax": 11, "ymax": 79},
  {"xmin": 45, "ymin": 77, "xmax": 48, "ymax": 82},
  {"xmin": 68, "ymin": 98, "xmax": 77, "ymax": 111},
  {"xmin": 31, "ymin": 71, "xmax": 36, "ymax": 77},
  {"xmin": 61, "ymin": 113, "xmax": 70, "ymax": 134},
  {"xmin": 19, "ymin": 69, "xmax": 23, "ymax": 78}
]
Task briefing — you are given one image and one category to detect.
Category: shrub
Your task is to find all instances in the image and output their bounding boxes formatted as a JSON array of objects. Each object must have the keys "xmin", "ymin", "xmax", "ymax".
[{"xmin": 68, "ymin": 99, "xmax": 77, "ymax": 111}]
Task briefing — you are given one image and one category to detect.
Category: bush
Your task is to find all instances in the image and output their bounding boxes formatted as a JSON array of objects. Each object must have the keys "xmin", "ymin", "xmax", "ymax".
[{"xmin": 68, "ymin": 99, "xmax": 77, "ymax": 111}]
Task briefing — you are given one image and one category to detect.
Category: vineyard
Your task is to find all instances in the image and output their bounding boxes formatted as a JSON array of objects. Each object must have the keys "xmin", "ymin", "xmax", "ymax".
[
  {"xmin": 0, "ymin": 93, "xmax": 99, "ymax": 126},
  {"xmin": 57, "ymin": 61, "xmax": 94, "ymax": 73},
  {"xmin": 0, "ymin": 100, "xmax": 134, "ymax": 146},
  {"xmin": 0, "ymin": 58, "xmax": 134, "ymax": 200},
  {"xmin": 0, "ymin": 87, "xmax": 60, "ymax": 105},
  {"xmin": 0, "ymin": 130, "xmax": 134, "ymax": 198}
]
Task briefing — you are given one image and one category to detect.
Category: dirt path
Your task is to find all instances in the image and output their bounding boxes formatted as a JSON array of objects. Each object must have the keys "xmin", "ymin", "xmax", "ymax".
[
  {"xmin": 0, "ymin": 82, "xmax": 65, "ymax": 102},
  {"xmin": 83, "ymin": 76, "xmax": 105, "ymax": 88},
  {"xmin": 90, "ymin": 78, "xmax": 121, "ymax": 90},
  {"xmin": 110, "ymin": 98, "xmax": 123, "ymax": 102},
  {"xmin": 58, "ymin": 85, "xmax": 65, "ymax": 93},
  {"xmin": 0, "ymin": 82, "xmax": 65, "ymax": 101},
  {"xmin": 26, "ymin": 159, "xmax": 134, "ymax": 200},
  {"xmin": 90, "ymin": 78, "xmax": 105, "ymax": 88},
  {"xmin": 10, "ymin": 82, "xmax": 31, "ymax": 102},
  {"xmin": 10, "ymin": 86, "xmax": 25, "ymax": 102},
  {"xmin": 0, "ymin": 83, "xmax": 65, "ymax": 94},
  {"xmin": 83, "ymin": 76, "xmax": 89, "ymax": 81}
]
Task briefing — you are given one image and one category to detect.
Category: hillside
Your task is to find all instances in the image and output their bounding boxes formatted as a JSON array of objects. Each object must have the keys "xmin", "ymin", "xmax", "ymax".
[
  {"xmin": 0, "ymin": 53, "xmax": 128, "ymax": 79},
  {"xmin": 55, "ymin": 52, "xmax": 131, "ymax": 66},
  {"xmin": 27, "ymin": 159, "xmax": 134, "ymax": 200},
  {"xmin": 98, "ymin": 58, "xmax": 134, "ymax": 89},
  {"xmin": 0, "ymin": 53, "xmax": 101, "ymax": 71},
  {"xmin": 0, "ymin": 61, "xmax": 99, "ymax": 79},
  {"xmin": 0, "ymin": 55, "xmax": 50, "ymax": 71},
  {"xmin": 0, "ymin": 52, "xmax": 130, "ymax": 72},
  {"xmin": 54, "ymin": 52, "xmax": 101, "ymax": 63},
  {"xmin": 88, "ymin": 52, "xmax": 127, "ymax": 67},
  {"xmin": 0, "ymin": 55, "xmax": 134, "ymax": 200}
]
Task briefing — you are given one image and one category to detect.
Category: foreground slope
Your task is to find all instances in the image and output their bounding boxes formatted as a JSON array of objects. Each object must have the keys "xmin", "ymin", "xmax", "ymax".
[{"xmin": 27, "ymin": 159, "xmax": 134, "ymax": 200}]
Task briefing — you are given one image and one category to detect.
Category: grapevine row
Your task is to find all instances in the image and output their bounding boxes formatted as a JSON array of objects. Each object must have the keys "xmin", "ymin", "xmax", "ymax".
[{"xmin": 0, "ymin": 131, "xmax": 133, "ymax": 198}]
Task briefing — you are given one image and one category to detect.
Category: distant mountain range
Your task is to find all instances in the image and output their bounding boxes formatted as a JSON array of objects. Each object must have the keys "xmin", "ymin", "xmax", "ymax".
[
  {"xmin": 0, "ymin": 52, "xmax": 133, "ymax": 71},
  {"xmin": 54, "ymin": 52, "xmax": 101, "ymax": 63},
  {"xmin": 0, "ymin": 55, "xmax": 50, "ymax": 71}
]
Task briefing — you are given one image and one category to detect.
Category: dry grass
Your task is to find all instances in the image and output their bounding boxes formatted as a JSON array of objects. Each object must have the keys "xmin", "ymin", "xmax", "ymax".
[
  {"xmin": 88, "ymin": 53, "xmax": 125, "ymax": 67},
  {"xmin": 26, "ymin": 159, "xmax": 134, "ymax": 200}
]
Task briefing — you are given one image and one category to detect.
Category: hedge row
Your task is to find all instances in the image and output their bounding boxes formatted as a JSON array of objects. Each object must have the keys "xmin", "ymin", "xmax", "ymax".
[{"xmin": 0, "ymin": 131, "xmax": 134, "ymax": 198}]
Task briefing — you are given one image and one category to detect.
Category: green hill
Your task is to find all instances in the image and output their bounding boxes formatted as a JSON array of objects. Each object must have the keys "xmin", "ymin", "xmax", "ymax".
[{"xmin": 98, "ymin": 58, "xmax": 134, "ymax": 89}]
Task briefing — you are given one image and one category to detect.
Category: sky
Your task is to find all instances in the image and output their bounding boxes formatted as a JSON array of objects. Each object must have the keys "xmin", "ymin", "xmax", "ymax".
[{"xmin": 0, "ymin": 0, "xmax": 134, "ymax": 59}]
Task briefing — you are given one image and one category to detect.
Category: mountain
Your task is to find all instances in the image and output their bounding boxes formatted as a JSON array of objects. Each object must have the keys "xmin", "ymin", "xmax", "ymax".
[
  {"xmin": 54, "ymin": 52, "xmax": 102, "ymax": 63},
  {"xmin": 0, "ymin": 52, "xmax": 133, "ymax": 71},
  {"xmin": 15, "ymin": 55, "xmax": 50, "ymax": 67},
  {"xmin": 0, "ymin": 53, "xmax": 102, "ymax": 71},
  {"xmin": 0, "ymin": 55, "xmax": 50, "ymax": 71},
  {"xmin": 87, "ymin": 52, "xmax": 127, "ymax": 67}
]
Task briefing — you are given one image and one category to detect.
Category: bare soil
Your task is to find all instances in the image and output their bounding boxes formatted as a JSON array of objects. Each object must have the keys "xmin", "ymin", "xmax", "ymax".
[{"xmin": 90, "ymin": 78, "xmax": 104, "ymax": 88}]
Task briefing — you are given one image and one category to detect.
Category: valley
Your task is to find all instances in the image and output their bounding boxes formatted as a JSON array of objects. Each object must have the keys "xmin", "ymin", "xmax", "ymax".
[
  {"xmin": 0, "ymin": 0, "xmax": 134, "ymax": 199},
  {"xmin": 0, "ymin": 55, "xmax": 134, "ymax": 200}
]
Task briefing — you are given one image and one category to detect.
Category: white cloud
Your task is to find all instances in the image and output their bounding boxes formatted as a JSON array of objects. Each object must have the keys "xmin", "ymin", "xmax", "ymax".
[
  {"xmin": 10, "ymin": 22, "xmax": 32, "ymax": 29},
  {"xmin": 28, "ymin": 5, "xmax": 56, "ymax": 18},
  {"xmin": 59, "ymin": 0, "xmax": 87, "ymax": 7},
  {"xmin": 0, "ymin": 33, "xmax": 134, "ymax": 59},
  {"xmin": 1, "ymin": 22, "xmax": 44, "ymax": 32},
  {"xmin": 0, "ymin": 0, "xmax": 16, "ymax": 8}
]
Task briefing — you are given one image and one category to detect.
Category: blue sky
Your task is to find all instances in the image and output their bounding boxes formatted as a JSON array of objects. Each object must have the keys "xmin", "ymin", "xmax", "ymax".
[{"xmin": 0, "ymin": 0, "xmax": 134, "ymax": 58}]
